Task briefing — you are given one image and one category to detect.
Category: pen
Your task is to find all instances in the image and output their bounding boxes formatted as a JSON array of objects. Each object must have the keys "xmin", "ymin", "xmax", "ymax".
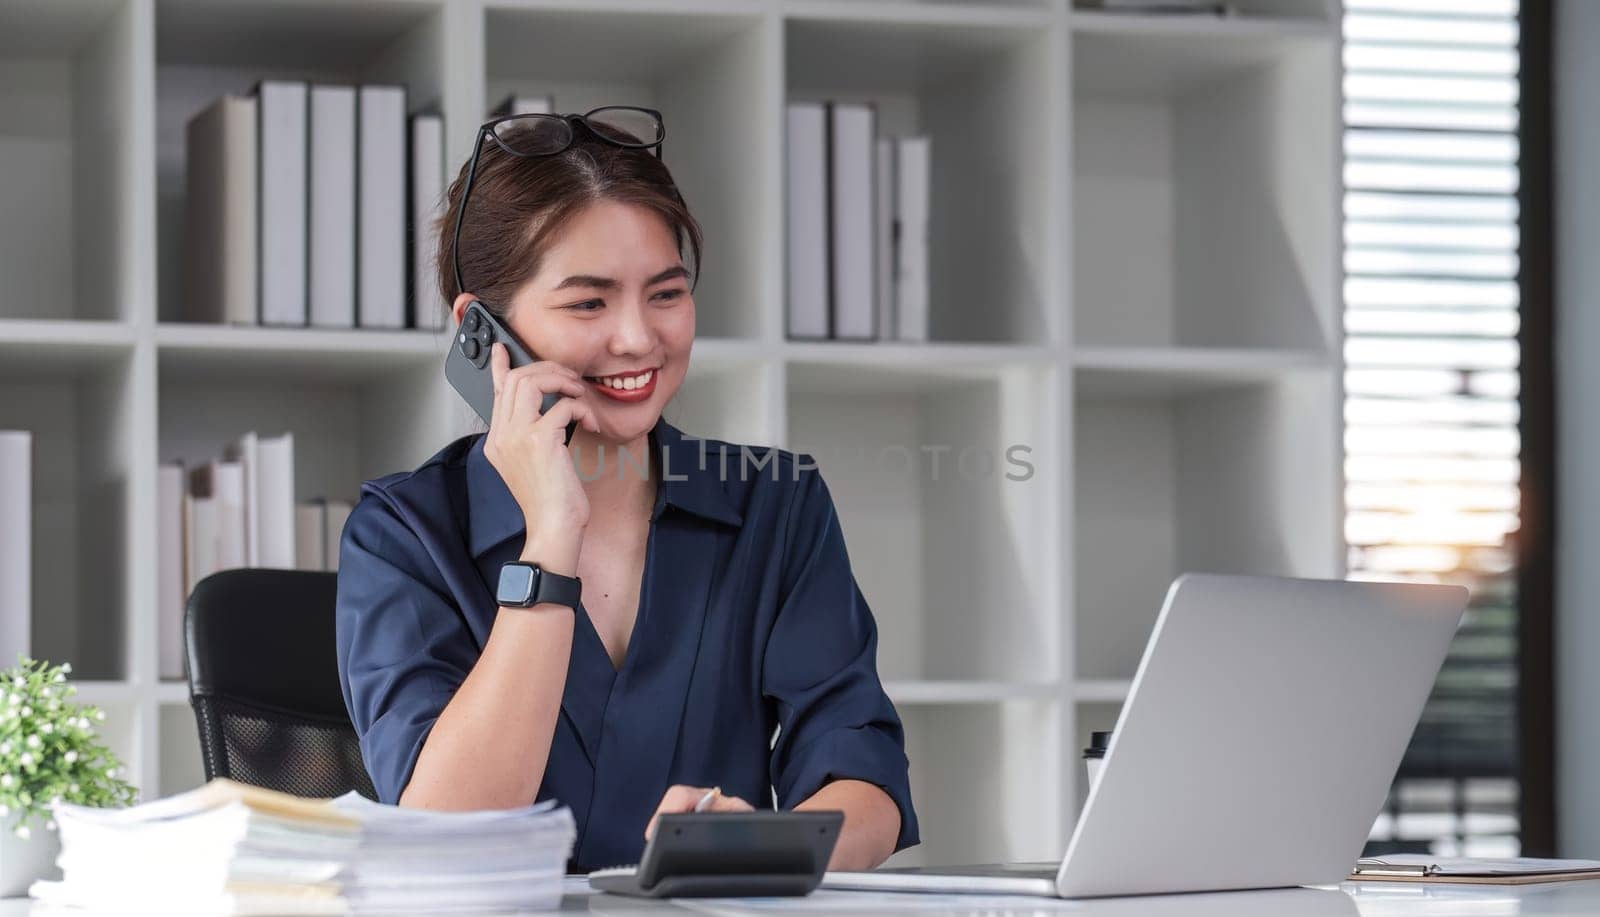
[{"xmin": 693, "ymin": 786, "xmax": 721, "ymax": 813}]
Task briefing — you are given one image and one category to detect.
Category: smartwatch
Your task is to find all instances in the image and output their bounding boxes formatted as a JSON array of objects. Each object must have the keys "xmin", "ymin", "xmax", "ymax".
[{"xmin": 496, "ymin": 561, "xmax": 582, "ymax": 611}]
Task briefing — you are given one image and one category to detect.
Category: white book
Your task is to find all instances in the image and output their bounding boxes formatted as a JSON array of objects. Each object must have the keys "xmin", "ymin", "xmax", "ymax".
[
  {"xmin": 491, "ymin": 94, "xmax": 554, "ymax": 117},
  {"xmin": 183, "ymin": 95, "xmax": 257, "ymax": 325},
  {"xmin": 255, "ymin": 80, "xmax": 309, "ymax": 326},
  {"xmin": 358, "ymin": 84, "xmax": 408, "ymax": 329},
  {"xmin": 257, "ymin": 434, "xmax": 297, "ymax": 569},
  {"xmin": 295, "ymin": 502, "xmax": 325, "ymax": 572},
  {"xmin": 875, "ymin": 137, "xmax": 896, "ymax": 343},
  {"xmin": 895, "ymin": 136, "xmax": 930, "ymax": 342},
  {"xmin": 0, "ymin": 432, "xmax": 30, "ymax": 667},
  {"xmin": 830, "ymin": 102, "xmax": 876, "ymax": 340},
  {"xmin": 324, "ymin": 500, "xmax": 352, "ymax": 572},
  {"xmin": 183, "ymin": 495, "xmax": 218, "ymax": 597},
  {"xmin": 309, "ymin": 84, "xmax": 357, "ymax": 329},
  {"xmin": 784, "ymin": 102, "xmax": 828, "ymax": 340},
  {"xmin": 225, "ymin": 434, "xmax": 260, "ymax": 567},
  {"xmin": 158, "ymin": 463, "xmax": 185, "ymax": 681},
  {"xmin": 216, "ymin": 462, "xmax": 246, "ymax": 571},
  {"xmin": 190, "ymin": 461, "xmax": 245, "ymax": 572},
  {"xmin": 409, "ymin": 113, "xmax": 446, "ymax": 331}
]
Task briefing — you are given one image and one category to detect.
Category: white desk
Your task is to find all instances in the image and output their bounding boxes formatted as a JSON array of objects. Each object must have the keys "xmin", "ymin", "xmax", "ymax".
[{"xmin": 4, "ymin": 881, "xmax": 1600, "ymax": 915}]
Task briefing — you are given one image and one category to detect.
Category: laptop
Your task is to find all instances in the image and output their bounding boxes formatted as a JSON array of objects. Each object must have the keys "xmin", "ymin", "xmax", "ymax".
[{"xmin": 823, "ymin": 573, "xmax": 1469, "ymax": 898}]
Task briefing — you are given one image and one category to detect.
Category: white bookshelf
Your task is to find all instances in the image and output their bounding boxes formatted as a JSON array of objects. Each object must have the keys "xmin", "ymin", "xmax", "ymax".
[{"xmin": 0, "ymin": 0, "xmax": 1341, "ymax": 869}]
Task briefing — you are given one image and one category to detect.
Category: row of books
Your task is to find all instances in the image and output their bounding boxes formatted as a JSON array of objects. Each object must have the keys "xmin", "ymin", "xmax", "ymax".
[
  {"xmin": 786, "ymin": 101, "xmax": 930, "ymax": 343},
  {"xmin": 36, "ymin": 778, "xmax": 576, "ymax": 914},
  {"xmin": 157, "ymin": 433, "xmax": 352, "ymax": 681},
  {"xmin": 0, "ymin": 433, "xmax": 28, "ymax": 668},
  {"xmin": 183, "ymin": 81, "xmax": 447, "ymax": 331}
]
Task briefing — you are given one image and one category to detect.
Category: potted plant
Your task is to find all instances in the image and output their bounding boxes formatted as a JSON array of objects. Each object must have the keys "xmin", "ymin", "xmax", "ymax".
[{"xmin": 0, "ymin": 656, "xmax": 136, "ymax": 896}]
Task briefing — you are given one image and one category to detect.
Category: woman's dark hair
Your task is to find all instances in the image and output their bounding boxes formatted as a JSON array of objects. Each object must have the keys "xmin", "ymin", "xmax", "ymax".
[{"xmin": 433, "ymin": 120, "xmax": 704, "ymax": 324}]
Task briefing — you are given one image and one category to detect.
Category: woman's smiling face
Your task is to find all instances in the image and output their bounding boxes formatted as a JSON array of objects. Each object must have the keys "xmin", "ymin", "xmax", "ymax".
[{"xmin": 500, "ymin": 198, "xmax": 696, "ymax": 445}]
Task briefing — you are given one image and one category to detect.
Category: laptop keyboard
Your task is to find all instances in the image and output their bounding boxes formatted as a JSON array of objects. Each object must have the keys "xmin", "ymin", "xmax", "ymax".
[{"xmin": 883, "ymin": 862, "xmax": 1058, "ymax": 879}]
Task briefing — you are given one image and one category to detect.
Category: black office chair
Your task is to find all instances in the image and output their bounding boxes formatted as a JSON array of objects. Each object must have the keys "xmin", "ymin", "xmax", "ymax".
[{"xmin": 185, "ymin": 568, "xmax": 378, "ymax": 800}]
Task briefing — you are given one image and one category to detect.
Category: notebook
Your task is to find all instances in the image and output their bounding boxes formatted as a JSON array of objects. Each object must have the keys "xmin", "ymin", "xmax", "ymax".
[{"xmin": 1351, "ymin": 856, "xmax": 1600, "ymax": 884}]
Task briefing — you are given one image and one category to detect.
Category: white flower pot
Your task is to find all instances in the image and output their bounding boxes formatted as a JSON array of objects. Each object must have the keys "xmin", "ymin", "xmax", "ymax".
[{"xmin": 0, "ymin": 812, "xmax": 59, "ymax": 898}]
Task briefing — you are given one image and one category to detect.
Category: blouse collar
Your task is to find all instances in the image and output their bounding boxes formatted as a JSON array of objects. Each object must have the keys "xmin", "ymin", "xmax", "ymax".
[{"xmin": 464, "ymin": 415, "xmax": 744, "ymax": 557}]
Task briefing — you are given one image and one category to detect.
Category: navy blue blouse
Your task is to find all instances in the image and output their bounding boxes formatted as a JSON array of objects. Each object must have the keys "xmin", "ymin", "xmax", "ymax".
[{"xmin": 334, "ymin": 416, "xmax": 920, "ymax": 870}]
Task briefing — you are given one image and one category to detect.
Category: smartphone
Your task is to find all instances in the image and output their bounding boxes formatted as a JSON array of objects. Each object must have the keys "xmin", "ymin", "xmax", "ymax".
[{"xmin": 444, "ymin": 300, "xmax": 578, "ymax": 445}]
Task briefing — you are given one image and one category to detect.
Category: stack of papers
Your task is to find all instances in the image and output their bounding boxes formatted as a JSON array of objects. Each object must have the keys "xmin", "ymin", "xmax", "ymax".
[
  {"xmin": 29, "ymin": 778, "xmax": 576, "ymax": 915},
  {"xmin": 331, "ymin": 790, "xmax": 575, "ymax": 912}
]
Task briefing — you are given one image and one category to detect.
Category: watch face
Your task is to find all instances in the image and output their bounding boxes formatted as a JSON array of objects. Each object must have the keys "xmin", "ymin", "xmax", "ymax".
[{"xmin": 497, "ymin": 564, "xmax": 537, "ymax": 605}]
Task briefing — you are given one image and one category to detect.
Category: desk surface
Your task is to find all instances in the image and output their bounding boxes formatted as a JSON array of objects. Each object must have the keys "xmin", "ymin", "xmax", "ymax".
[{"xmin": 7, "ymin": 880, "xmax": 1600, "ymax": 915}]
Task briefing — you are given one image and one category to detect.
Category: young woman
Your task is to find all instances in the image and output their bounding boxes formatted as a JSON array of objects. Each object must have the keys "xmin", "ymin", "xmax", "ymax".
[{"xmin": 334, "ymin": 107, "xmax": 918, "ymax": 873}]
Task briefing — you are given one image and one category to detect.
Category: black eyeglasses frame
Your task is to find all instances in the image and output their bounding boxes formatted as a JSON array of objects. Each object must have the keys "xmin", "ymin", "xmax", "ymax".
[{"xmin": 449, "ymin": 105, "xmax": 667, "ymax": 297}]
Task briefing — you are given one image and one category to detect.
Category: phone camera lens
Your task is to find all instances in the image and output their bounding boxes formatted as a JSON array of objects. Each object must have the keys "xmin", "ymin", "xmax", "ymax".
[
  {"xmin": 464, "ymin": 311, "xmax": 481, "ymax": 333},
  {"xmin": 462, "ymin": 338, "xmax": 481, "ymax": 362}
]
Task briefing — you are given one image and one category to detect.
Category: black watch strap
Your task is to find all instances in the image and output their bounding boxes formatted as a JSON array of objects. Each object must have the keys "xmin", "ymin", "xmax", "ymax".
[{"xmin": 497, "ymin": 561, "xmax": 582, "ymax": 610}]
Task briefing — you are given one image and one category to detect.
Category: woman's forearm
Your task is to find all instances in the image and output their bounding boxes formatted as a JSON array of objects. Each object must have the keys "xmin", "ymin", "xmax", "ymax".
[
  {"xmin": 398, "ymin": 536, "xmax": 577, "ymax": 810},
  {"xmin": 796, "ymin": 779, "xmax": 902, "ymax": 870}
]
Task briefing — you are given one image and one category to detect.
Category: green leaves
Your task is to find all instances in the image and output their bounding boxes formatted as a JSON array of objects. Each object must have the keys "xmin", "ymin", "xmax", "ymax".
[{"xmin": 0, "ymin": 655, "xmax": 137, "ymax": 836}]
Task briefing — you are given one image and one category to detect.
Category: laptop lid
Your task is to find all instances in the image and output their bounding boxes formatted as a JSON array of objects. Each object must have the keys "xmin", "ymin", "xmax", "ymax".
[{"xmin": 1056, "ymin": 574, "xmax": 1467, "ymax": 898}]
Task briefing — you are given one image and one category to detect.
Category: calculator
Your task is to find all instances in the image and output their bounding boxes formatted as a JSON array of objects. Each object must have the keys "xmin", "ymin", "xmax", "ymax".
[{"xmin": 587, "ymin": 810, "xmax": 844, "ymax": 898}]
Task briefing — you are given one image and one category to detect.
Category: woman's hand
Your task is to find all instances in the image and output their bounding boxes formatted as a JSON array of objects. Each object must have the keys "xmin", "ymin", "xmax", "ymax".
[
  {"xmin": 484, "ymin": 342, "xmax": 600, "ymax": 557},
  {"xmin": 644, "ymin": 785, "xmax": 756, "ymax": 841}
]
